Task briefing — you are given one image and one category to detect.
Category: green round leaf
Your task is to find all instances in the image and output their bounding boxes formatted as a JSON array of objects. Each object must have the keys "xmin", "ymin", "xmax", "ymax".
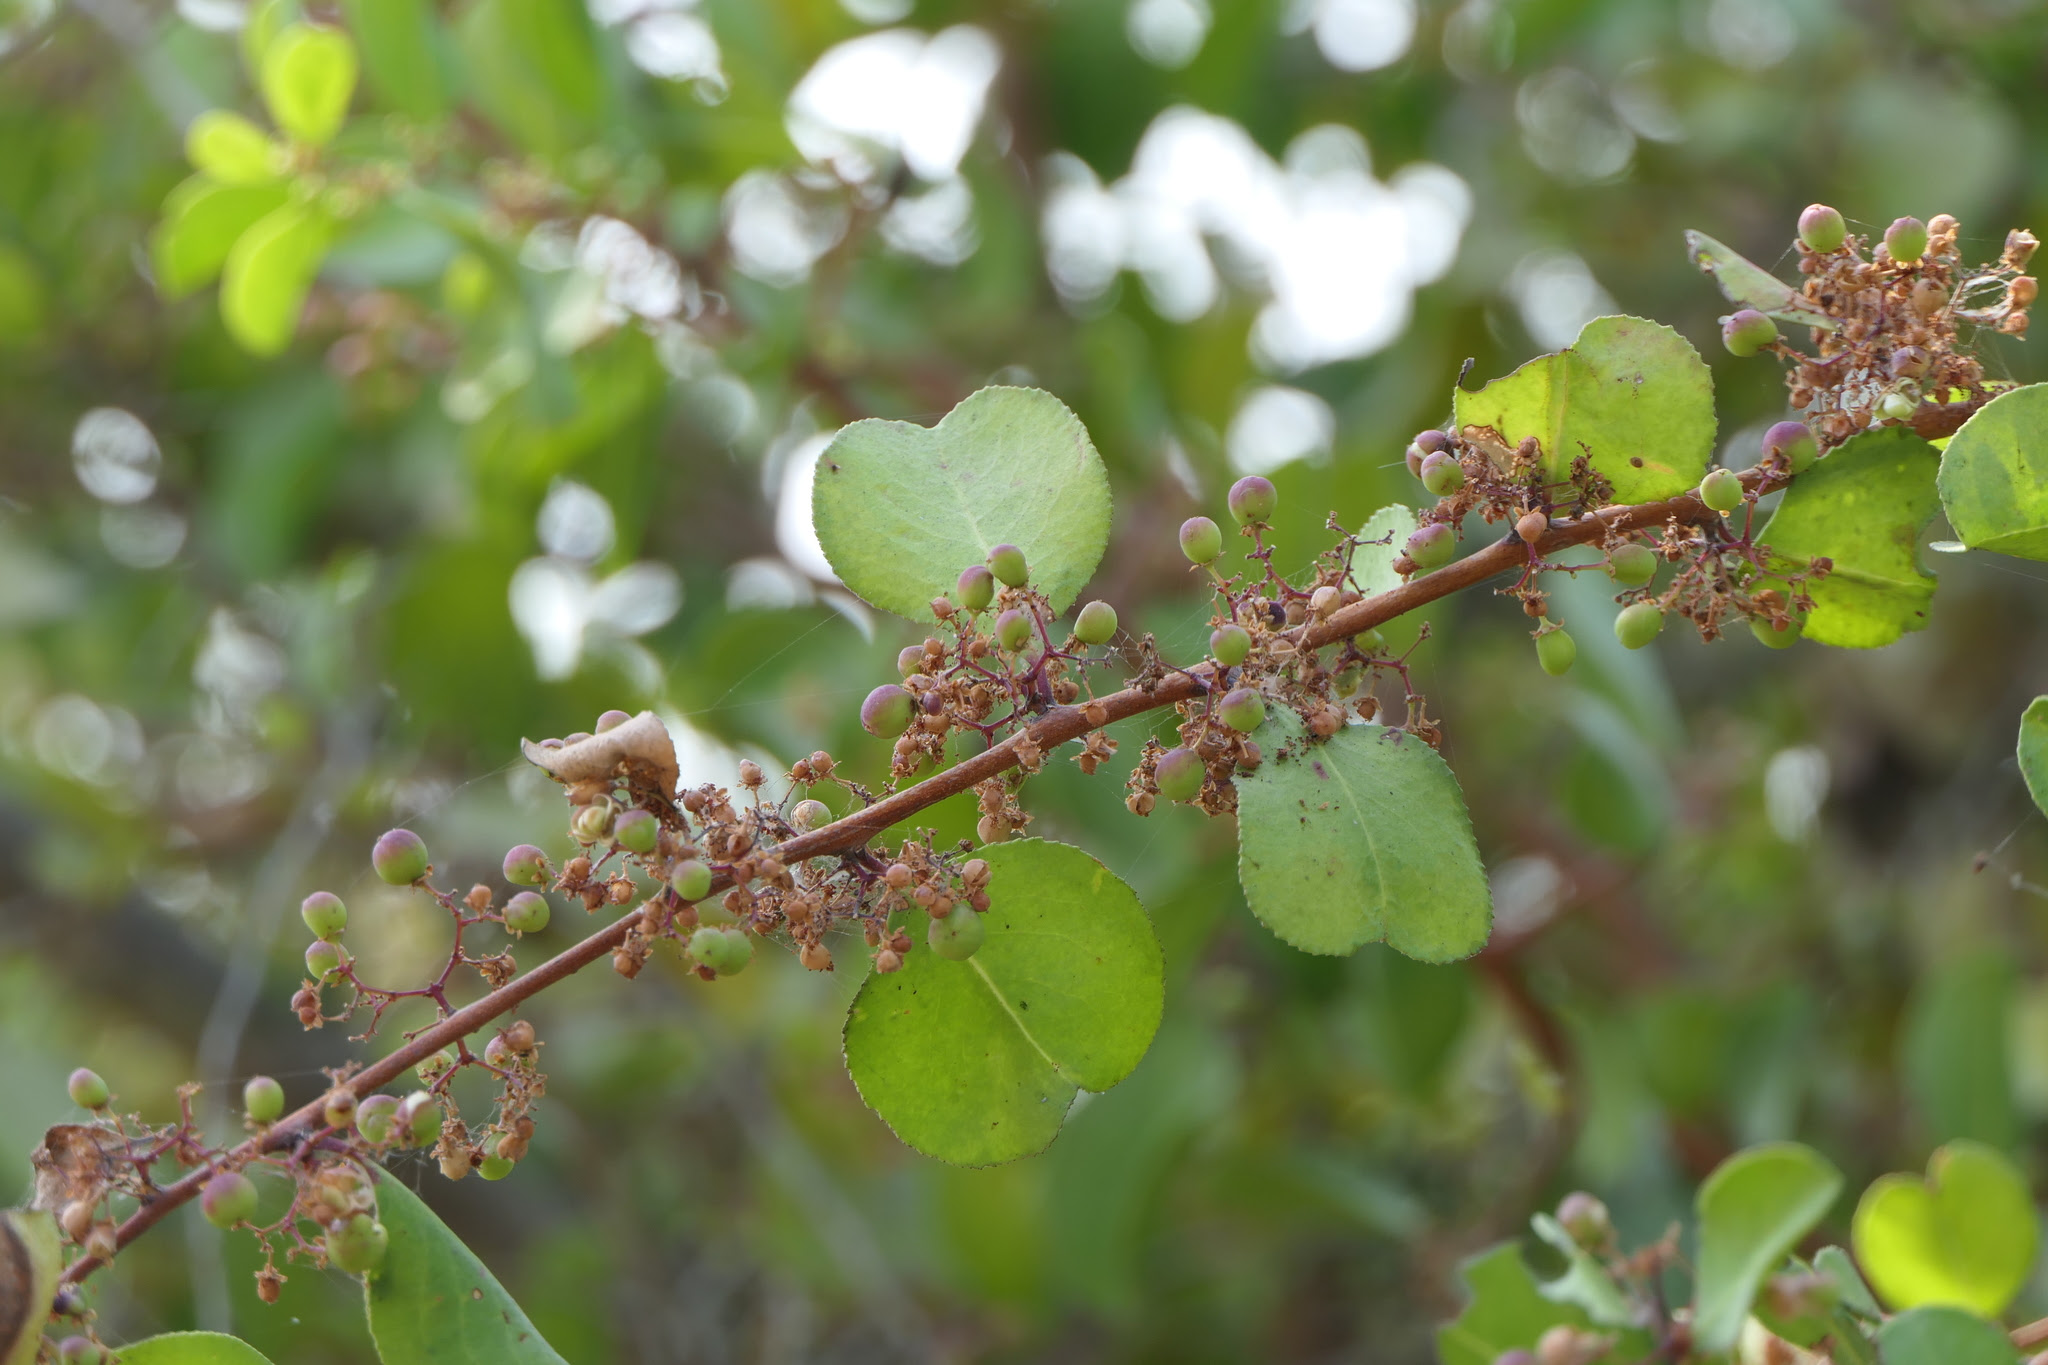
[
  {"xmin": 220, "ymin": 203, "xmax": 333, "ymax": 356},
  {"xmin": 259, "ymin": 24, "xmax": 359, "ymax": 147},
  {"xmin": 1452, "ymin": 314, "xmax": 1715, "ymax": 505},
  {"xmin": 184, "ymin": 111, "xmax": 284, "ymax": 185},
  {"xmin": 1851, "ymin": 1140, "xmax": 2039, "ymax": 1317},
  {"xmin": 152, "ymin": 177, "xmax": 292, "ymax": 300},
  {"xmin": 2020, "ymin": 697, "xmax": 2048, "ymax": 818},
  {"xmin": 842, "ymin": 838, "xmax": 1163, "ymax": 1166},
  {"xmin": 1235, "ymin": 712, "xmax": 1492, "ymax": 961},
  {"xmin": 1434, "ymin": 1243, "xmax": 1590, "ymax": 1365},
  {"xmin": 114, "ymin": 1333, "xmax": 278, "ymax": 1364},
  {"xmin": 1937, "ymin": 382, "xmax": 2048, "ymax": 561},
  {"xmin": 1691, "ymin": 1141, "xmax": 1844, "ymax": 1354},
  {"xmin": 1757, "ymin": 426, "xmax": 1941, "ymax": 648},
  {"xmin": 812, "ymin": 386, "xmax": 1112, "ymax": 620},
  {"xmin": 366, "ymin": 1174, "xmax": 570, "ymax": 1363},
  {"xmin": 1874, "ymin": 1305, "xmax": 2021, "ymax": 1365}
]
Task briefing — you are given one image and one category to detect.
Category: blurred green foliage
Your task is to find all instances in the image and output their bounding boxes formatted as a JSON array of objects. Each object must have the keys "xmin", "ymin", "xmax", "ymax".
[{"xmin": 4, "ymin": 0, "xmax": 2048, "ymax": 1360}]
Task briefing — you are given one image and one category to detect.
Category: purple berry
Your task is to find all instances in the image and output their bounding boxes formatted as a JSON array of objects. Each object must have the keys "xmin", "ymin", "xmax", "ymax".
[
  {"xmin": 1227, "ymin": 475, "xmax": 1277, "ymax": 526},
  {"xmin": 897, "ymin": 644, "xmax": 926, "ymax": 676},
  {"xmin": 68, "ymin": 1068, "xmax": 109, "ymax": 1110},
  {"xmin": 1419, "ymin": 450, "xmax": 1465, "ymax": 496},
  {"xmin": 987, "ymin": 544, "xmax": 1028, "ymax": 588},
  {"xmin": 243, "ymin": 1075, "xmax": 285, "ymax": 1123},
  {"xmin": 371, "ymin": 828, "xmax": 429, "ymax": 885},
  {"xmin": 1179, "ymin": 516, "xmax": 1223, "ymax": 565},
  {"xmin": 1413, "ymin": 429, "xmax": 1451, "ymax": 454},
  {"xmin": 299, "ymin": 891, "xmax": 347, "ymax": 940},
  {"xmin": 1798, "ymin": 204, "xmax": 1846, "ymax": 253},
  {"xmin": 502, "ymin": 844, "xmax": 548, "ymax": 887},
  {"xmin": 201, "ymin": 1171, "xmax": 258, "ymax": 1228},
  {"xmin": 1885, "ymin": 216, "xmax": 1928, "ymax": 264},
  {"xmin": 860, "ymin": 684, "xmax": 914, "ymax": 736},
  {"xmin": 1722, "ymin": 309, "xmax": 1778, "ymax": 358},
  {"xmin": 1155, "ymin": 747, "xmax": 1205, "ymax": 803},
  {"xmin": 956, "ymin": 564, "xmax": 996, "ymax": 611},
  {"xmin": 1761, "ymin": 420, "xmax": 1818, "ymax": 473},
  {"xmin": 503, "ymin": 890, "xmax": 550, "ymax": 934},
  {"xmin": 1405, "ymin": 523, "xmax": 1455, "ymax": 571}
]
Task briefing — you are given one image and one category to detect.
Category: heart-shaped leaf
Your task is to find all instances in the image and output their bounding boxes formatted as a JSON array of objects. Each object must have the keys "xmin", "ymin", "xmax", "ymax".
[
  {"xmin": 812, "ymin": 386, "xmax": 1112, "ymax": 620},
  {"xmin": 1851, "ymin": 1140, "xmax": 2038, "ymax": 1317},
  {"xmin": 842, "ymin": 839, "xmax": 1163, "ymax": 1166},
  {"xmin": 1756, "ymin": 426, "xmax": 1941, "ymax": 648},
  {"xmin": 115, "ymin": 1333, "xmax": 278, "ymax": 1363},
  {"xmin": 0, "ymin": 1210, "xmax": 59, "ymax": 1365},
  {"xmin": 1691, "ymin": 1141, "xmax": 1844, "ymax": 1354},
  {"xmin": 1452, "ymin": 314, "xmax": 1716, "ymax": 505},
  {"xmin": 2018, "ymin": 697, "xmax": 2048, "ymax": 819},
  {"xmin": 1873, "ymin": 1305, "xmax": 2020, "ymax": 1365},
  {"xmin": 1235, "ymin": 712, "xmax": 1491, "ymax": 961},
  {"xmin": 1936, "ymin": 382, "xmax": 2048, "ymax": 561},
  {"xmin": 366, "ymin": 1174, "xmax": 570, "ymax": 1363}
]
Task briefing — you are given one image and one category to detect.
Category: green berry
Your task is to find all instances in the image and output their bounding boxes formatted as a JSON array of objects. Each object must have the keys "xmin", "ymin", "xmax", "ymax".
[
  {"xmin": 689, "ymin": 925, "xmax": 753, "ymax": 976},
  {"xmin": 325, "ymin": 1213, "xmax": 389, "ymax": 1274},
  {"xmin": 595, "ymin": 709, "xmax": 631, "ymax": 733},
  {"xmin": 503, "ymin": 890, "xmax": 550, "ymax": 934},
  {"xmin": 1885, "ymin": 215, "xmax": 1927, "ymax": 264},
  {"xmin": 1879, "ymin": 391, "xmax": 1917, "ymax": 421},
  {"xmin": 1073, "ymin": 600, "xmax": 1118, "ymax": 645},
  {"xmin": 478, "ymin": 1134, "xmax": 515, "ymax": 1181},
  {"xmin": 57, "ymin": 1337, "xmax": 102, "ymax": 1365},
  {"xmin": 356, "ymin": 1094, "xmax": 400, "ymax": 1146},
  {"xmin": 1419, "ymin": 451, "xmax": 1465, "ymax": 495},
  {"xmin": 397, "ymin": 1092, "xmax": 442, "ymax": 1146},
  {"xmin": 860, "ymin": 684, "xmax": 914, "ymax": 736},
  {"xmin": 502, "ymin": 844, "xmax": 548, "ymax": 887},
  {"xmin": 1227, "ymin": 475, "xmax": 1277, "ymax": 526},
  {"xmin": 897, "ymin": 644, "xmax": 925, "ymax": 676},
  {"xmin": 416, "ymin": 1048, "xmax": 455, "ymax": 1085},
  {"xmin": 1752, "ymin": 614, "xmax": 1801, "ymax": 649},
  {"xmin": 1535, "ymin": 627, "xmax": 1577, "ymax": 677},
  {"xmin": 987, "ymin": 543, "xmax": 1028, "ymax": 588},
  {"xmin": 305, "ymin": 939, "xmax": 345, "ymax": 984},
  {"xmin": 323, "ymin": 1088, "xmax": 357, "ymax": 1131},
  {"xmin": 1722, "ymin": 309, "xmax": 1778, "ymax": 358},
  {"xmin": 613, "ymin": 808, "xmax": 658, "ymax": 855},
  {"xmin": 371, "ymin": 828, "xmax": 429, "ymax": 885},
  {"xmin": 1154, "ymin": 747, "xmax": 1205, "ymax": 803},
  {"xmin": 1798, "ymin": 204, "xmax": 1846, "ymax": 253},
  {"xmin": 995, "ymin": 608, "xmax": 1032, "ymax": 652},
  {"xmin": 243, "ymin": 1075, "xmax": 285, "ymax": 1124},
  {"xmin": 956, "ymin": 564, "xmax": 996, "ymax": 611},
  {"xmin": 670, "ymin": 858, "xmax": 713, "ymax": 902},
  {"xmin": 927, "ymin": 904, "xmax": 986, "ymax": 961},
  {"xmin": 1359, "ymin": 628, "xmax": 1387, "ymax": 653},
  {"xmin": 201, "ymin": 1171, "xmax": 259, "ymax": 1229},
  {"xmin": 1606, "ymin": 544, "xmax": 1658, "ymax": 588},
  {"xmin": 299, "ymin": 891, "xmax": 347, "ymax": 940},
  {"xmin": 1211, "ymin": 624, "xmax": 1252, "ymax": 667},
  {"xmin": 1762, "ymin": 421, "xmax": 1817, "ymax": 474},
  {"xmin": 1179, "ymin": 516, "xmax": 1223, "ymax": 565},
  {"xmin": 1699, "ymin": 468, "xmax": 1743, "ymax": 514},
  {"xmin": 1614, "ymin": 602, "xmax": 1664, "ymax": 650},
  {"xmin": 68, "ymin": 1068, "xmax": 109, "ymax": 1110},
  {"xmin": 1217, "ymin": 687, "xmax": 1265, "ymax": 733},
  {"xmin": 791, "ymin": 798, "xmax": 830, "ymax": 830},
  {"xmin": 1405, "ymin": 523, "xmax": 1455, "ymax": 571}
]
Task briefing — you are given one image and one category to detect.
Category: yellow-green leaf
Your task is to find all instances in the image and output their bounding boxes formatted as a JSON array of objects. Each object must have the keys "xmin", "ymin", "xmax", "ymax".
[
  {"xmin": 219, "ymin": 203, "xmax": 332, "ymax": 354},
  {"xmin": 1852, "ymin": 1141, "xmax": 2038, "ymax": 1317},
  {"xmin": 117, "ymin": 1332, "xmax": 278, "ymax": 1364},
  {"xmin": 152, "ymin": 177, "xmax": 293, "ymax": 299},
  {"xmin": 366, "ymin": 1175, "xmax": 570, "ymax": 1363},
  {"xmin": 1936, "ymin": 382, "xmax": 2048, "ymax": 561},
  {"xmin": 184, "ymin": 110, "xmax": 285, "ymax": 184},
  {"xmin": 259, "ymin": 24, "xmax": 359, "ymax": 147}
]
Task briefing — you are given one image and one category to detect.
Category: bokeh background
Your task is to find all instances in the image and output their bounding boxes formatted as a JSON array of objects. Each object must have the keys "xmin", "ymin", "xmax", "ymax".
[{"xmin": 4, "ymin": 0, "xmax": 2048, "ymax": 1359}]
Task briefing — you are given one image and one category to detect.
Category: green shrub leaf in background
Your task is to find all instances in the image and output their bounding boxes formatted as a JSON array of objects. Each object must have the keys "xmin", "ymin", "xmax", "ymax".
[
  {"xmin": 1936, "ymin": 383, "xmax": 2048, "ymax": 561},
  {"xmin": 366, "ymin": 1175, "xmax": 570, "ymax": 1364},
  {"xmin": 220, "ymin": 204, "xmax": 333, "ymax": 355},
  {"xmin": 1904, "ymin": 952, "xmax": 2018, "ymax": 1149},
  {"xmin": 1235, "ymin": 711, "xmax": 1491, "ymax": 961},
  {"xmin": 341, "ymin": 0, "xmax": 450, "ymax": 121},
  {"xmin": 116, "ymin": 1332, "xmax": 279, "ymax": 1363},
  {"xmin": 153, "ymin": 179, "xmax": 293, "ymax": 299},
  {"xmin": 2021, "ymin": 697, "xmax": 2048, "ymax": 818},
  {"xmin": 812, "ymin": 387, "xmax": 1112, "ymax": 619},
  {"xmin": 1348, "ymin": 504, "xmax": 1419, "ymax": 597},
  {"xmin": 0, "ymin": 1211, "xmax": 58, "ymax": 1365},
  {"xmin": 1873, "ymin": 1305, "xmax": 2020, "ymax": 1365},
  {"xmin": 1851, "ymin": 1140, "xmax": 2038, "ymax": 1317},
  {"xmin": 1756, "ymin": 426, "xmax": 1941, "ymax": 647},
  {"xmin": 1451, "ymin": 315, "xmax": 1715, "ymax": 505},
  {"xmin": 1529, "ymin": 1213, "xmax": 1634, "ymax": 1326},
  {"xmin": 183, "ymin": 111, "xmax": 284, "ymax": 185},
  {"xmin": 259, "ymin": 24, "xmax": 359, "ymax": 147},
  {"xmin": 842, "ymin": 839, "xmax": 1163, "ymax": 1166},
  {"xmin": 1690, "ymin": 1141, "xmax": 1843, "ymax": 1354},
  {"xmin": 1433, "ymin": 1243, "xmax": 1590, "ymax": 1365}
]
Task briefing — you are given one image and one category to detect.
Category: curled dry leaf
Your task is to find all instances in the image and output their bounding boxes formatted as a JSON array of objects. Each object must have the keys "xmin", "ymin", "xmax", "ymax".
[
  {"xmin": 520, "ymin": 711, "xmax": 679, "ymax": 806},
  {"xmin": 30, "ymin": 1125, "xmax": 122, "ymax": 1213}
]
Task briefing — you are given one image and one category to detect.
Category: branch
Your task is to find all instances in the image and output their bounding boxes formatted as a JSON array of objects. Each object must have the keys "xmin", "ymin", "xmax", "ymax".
[{"xmin": 56, "ymin": 469, "xmax": 1761, "ymax": 1293}]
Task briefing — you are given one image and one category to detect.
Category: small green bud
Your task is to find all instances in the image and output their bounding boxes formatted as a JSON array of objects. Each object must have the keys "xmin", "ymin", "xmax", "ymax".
[
  {"xmin": 689, "ymin": 925, "xmax": 753, "ymax": 976},
  {"xmin": 927, "ymin": 903, "xmax": 986, "ymax": 961},
  {"xmin": 956, "ymin": 564, "xmax": 996, "ymax": 611},
  {"xmin": 1154, "ymin": 747, "xmax": 1205, "ymax": 803},
  {"xmin": 299, "ymin": 891, "xmax": 347, "ymax": 940},
  {"xmin": 1556, "ymin": 1191, "xmax": 1612, "ymax": 1250},
  {"xmin": 356, "ymin": 1094, "xmax": 400, "ymax": 1146},
  {"xmin": 1752, "ymin": 614, "xmax": 1801, "ymax": 649},
  {"xmin": 1404, "ymin": 523, "xmax": 1455, "ymax": 571},
  {"xmin": 325, "ymin": 1213, "xmax": 389, "ymax": 1274},
  {"xmin": 1073, "ymin": 600, "xmax": 1118, "ymax": 645},
  {"xmin": 1179, "ymin": 516, "xmax": 1223, "ymax": 565},
  {"xmin": 1606, "ymin": 543, "xmax": 1658, "ymax": 588},
  {"xmin": 613, "ymin": 808, "xmax": 658, "ymax": 855},
  {"xmin": 305, "ymin": 939, "xmax": 346, "ymax": 984},
  {"xmin": 68, "ymin": 1068, "xmax": 110, "ymax": 1110},
  {"xmin": 1798, "ymin": 203, "xmax": 1846, "ymax": 253},
  {"xmin": 1614, "ymin": 602, "xmax": 1664, "ymax": 650},
  {"xmin": 1721, "ymin": 309, "xmax": 1778, "ymax": 358},
  {"xmin": 1762, "ymin": 420, "xmax": 1817, "ymax": 473},
  {"xmin": 1878, "ymin": 391, "xmax": 1917, "ymax": 421},
  {"xmin": 243, "ymin": 1075, "xmax": 285, "ymax": 1124},
  {"xmin": 987, "ymin": 543, "xmax": 1028, "ymax": 588},
  {"xmin": 1535, "ymin": 627, "xmax": 1576, "ymax": 677},
  {"xmin": 995, "ymin": 608, "xmax": 1032, "ymax": 652},
  {"xmin": 1699, "ymin": 468, "xmax": 1743, "ymax": 514},
  {"xmin": 1210, "ymin": 624, "xmax": 1252, "ymax": 667},
  {"xmin": 670, "ymin": 858, "xmax": 713, "ymax": 902},
  {"xmin": 1217, "ymin": 687, "xmax": 1265, "ymax": 733},
  {"xmin": 501, "ymin": 844, "xmax": 548, "ymax": 887},
  {"xmin": 201, "ymin": 1171, "xmax": 259, "ymax": 1229},
  {"xmin": 1227, "ymin": 475, "xmax": 1277, "ymax": 526},
  {"xmin": 1885, "ymin": 215, "xmax": 1928, "ymax": 264},
  {"xmin": 371, "ymin": 828, "xmax": 429, "ymax": 885},
  {"xmin": 860, "ymin": 684, "xmax": 914, "ymax": 736},
  {"xmin": 1419, "ymin": 451, "xmax": 1465, "ymax": 496},
  {"xmin": 503, "ymin": 890, "xmax": 550, "ymax": 934}
]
